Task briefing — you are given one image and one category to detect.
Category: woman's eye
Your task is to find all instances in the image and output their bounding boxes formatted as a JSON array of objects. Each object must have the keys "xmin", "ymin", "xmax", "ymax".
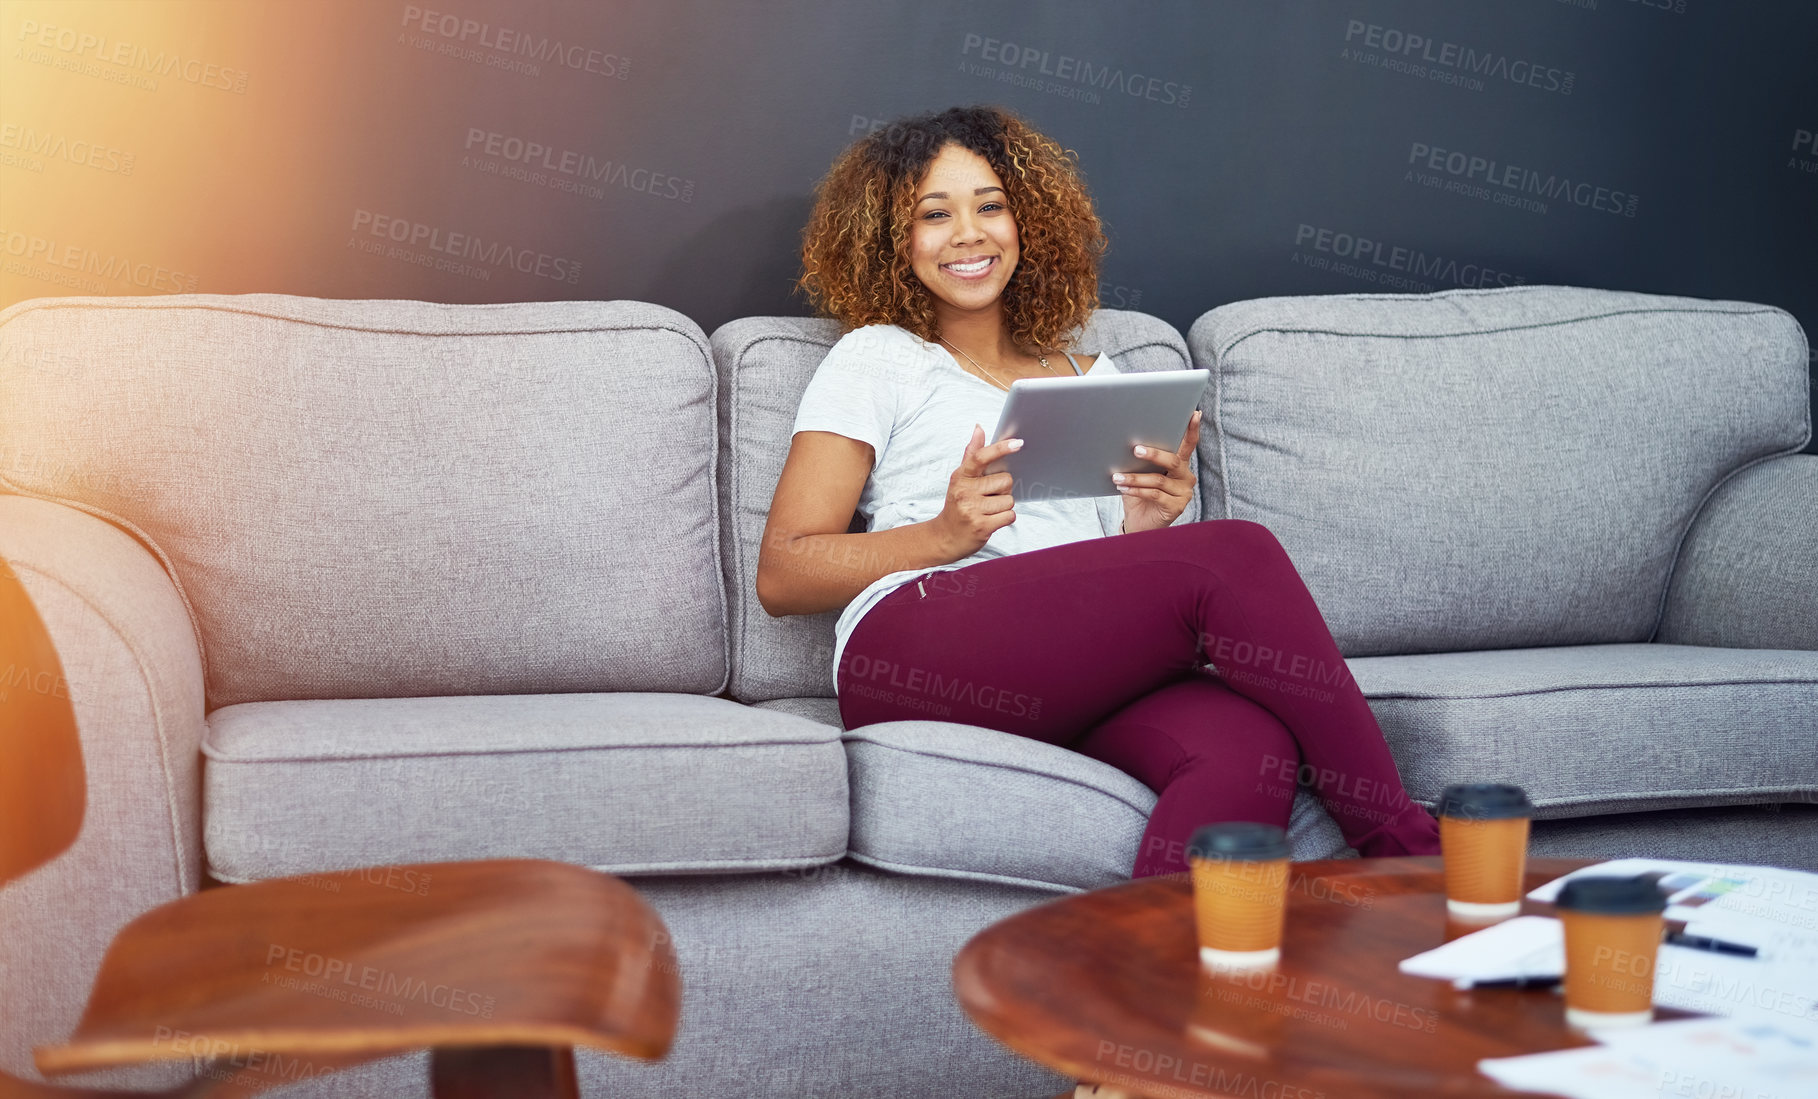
[{"xmin": 924, "ymin": 202, "xmax": 1003, "ymax": 220}]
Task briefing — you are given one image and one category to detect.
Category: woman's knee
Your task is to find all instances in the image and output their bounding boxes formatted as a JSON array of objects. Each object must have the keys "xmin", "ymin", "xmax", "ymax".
[
  {"xmin": 1170, "ymin": 518, "xmax": 1295, "ymax": 575},
  {"xmin": 1193, "ymin": 517, "xmax": 1282, "ymax": 549},
  {"xmin": 1169, "ymin": 680, "xmax": 1297, "ymax": 760}
]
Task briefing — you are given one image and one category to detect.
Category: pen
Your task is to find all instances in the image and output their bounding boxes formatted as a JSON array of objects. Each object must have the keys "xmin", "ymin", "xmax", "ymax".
[
  {"xmin": 1452, "ymin": 975, "xmax": 1563, "ymax": 990},
  {"xmin": 1664, "ymin": 931, "xmax": 1759, "ymax": 958}
]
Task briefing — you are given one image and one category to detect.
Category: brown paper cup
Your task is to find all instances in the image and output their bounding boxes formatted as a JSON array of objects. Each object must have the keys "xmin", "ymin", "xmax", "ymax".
[
  {"xmin": 1440, "ymin": 816, "xmax": 1531, "ymax": 917},
  {"xmin": 1556, "ymin": 877, "xmax": 1667, "ymax": 1029},
  {"xmin": 1437, "ymin": 784, "xmax": 1533, "ymax": 919},
  {"xmin": 1188, "ymin": 822, "xmax": 1291, "ymax": 971}
]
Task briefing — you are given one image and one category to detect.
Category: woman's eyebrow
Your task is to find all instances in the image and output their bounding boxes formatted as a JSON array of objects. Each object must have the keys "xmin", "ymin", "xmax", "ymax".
[{"xmin": 915, "ymin": 186, "xmax": 1005, "ymax": 205}]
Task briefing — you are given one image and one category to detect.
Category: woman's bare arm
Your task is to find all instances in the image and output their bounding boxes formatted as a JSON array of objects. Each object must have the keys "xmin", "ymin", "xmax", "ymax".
[{"xmin": 756, "ymin": 431, "xmax": 962, "ymax": 617}]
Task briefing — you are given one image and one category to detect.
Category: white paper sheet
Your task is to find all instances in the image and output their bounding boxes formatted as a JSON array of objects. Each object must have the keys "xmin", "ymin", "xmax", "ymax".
[
  {"xmin": 1478, "ymin": 1017, "xmax": 1818, "ymax": 1099},
  {"xmin": 1398, "ymin": 915, "xmax": 1564, "ymax": 985}
]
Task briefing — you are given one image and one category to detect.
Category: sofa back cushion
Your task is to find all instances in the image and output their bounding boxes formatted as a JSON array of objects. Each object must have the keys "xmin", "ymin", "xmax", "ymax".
[
  {"xmin": 715, "ymin": 309, "xmax": 1199, "ymax": 703},
  {"xmin": 0, "ymin": 294, "xmax": 727, "ymax": 706},
  {"xmin": 1188, "ymin": 285, "xmax": 1811, "ymax": 655}
]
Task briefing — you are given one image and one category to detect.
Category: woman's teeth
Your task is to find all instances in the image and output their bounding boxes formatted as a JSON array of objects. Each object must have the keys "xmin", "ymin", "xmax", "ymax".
[{"xmin": 943, "ymin": 257, "xmax": 994, "ymax": 276}]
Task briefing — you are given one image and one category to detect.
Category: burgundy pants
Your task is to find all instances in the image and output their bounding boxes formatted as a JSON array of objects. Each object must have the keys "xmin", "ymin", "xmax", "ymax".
[{"xmin": 835, "ymin": 519, "xmax": 1438, "ymax": 877}]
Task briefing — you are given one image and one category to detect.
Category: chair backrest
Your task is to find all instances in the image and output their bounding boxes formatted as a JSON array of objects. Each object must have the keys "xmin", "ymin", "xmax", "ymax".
[
  {"xmin": 0, "ymin": 558, "xmax": 85, "ymax": 885},
  {"xmin": 0, "ymin": 294, "xmax": 730, "ymax": 709},
  {"xmin": 1188, "ymin": 284, "xmax": 1811, "ymax": 656},
  {"xmin": 712, "ymin": 309, "xmax": 1201, "ymax": 703}
]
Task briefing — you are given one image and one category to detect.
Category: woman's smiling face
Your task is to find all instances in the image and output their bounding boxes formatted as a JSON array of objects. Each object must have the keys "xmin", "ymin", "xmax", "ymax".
[{"xmin": 908, "ymin": 142, "xmax": 1020, "ymax": 316}]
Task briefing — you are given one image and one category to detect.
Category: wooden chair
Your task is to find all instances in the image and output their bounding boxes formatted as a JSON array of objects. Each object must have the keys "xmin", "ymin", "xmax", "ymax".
[{"xmin": 0, "ymin": 559, "xmax": 681, "ymax": 1098}]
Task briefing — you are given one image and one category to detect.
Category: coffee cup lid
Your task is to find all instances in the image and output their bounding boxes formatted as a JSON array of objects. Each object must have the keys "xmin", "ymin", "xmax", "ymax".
[
  {"xmin": 1187, "ymin": 821, "xmax": 1290, "ymax": 861},
  {"xmin": 1437, "ymin": 783, "xmax": 1533, "ymax": 820},
  {"xmin": 1555, "ymin": 875, "xmax": 1667, "ymax": 915}
]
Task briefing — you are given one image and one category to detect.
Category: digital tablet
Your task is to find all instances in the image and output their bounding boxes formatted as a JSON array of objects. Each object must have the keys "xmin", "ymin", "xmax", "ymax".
[{"xmin": 984, "ymin": 368, "xmax": 1211, "ymax": 502}]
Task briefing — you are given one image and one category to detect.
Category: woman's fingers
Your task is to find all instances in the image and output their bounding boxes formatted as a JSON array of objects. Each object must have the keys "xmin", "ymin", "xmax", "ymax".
[
  {"xmin": 1131, "ymin": 443, "xmax": 1180, "ymax": 471},
  {"xmin": 1181, "ymin": 410, "xmax": 1203, "ymax": 453},
  {"xmin": 1113, "ymin": 470, "xmax": 1193, "ymax": 490},
  {"xmin": 1117, "ymin": 484, "xmax": 1190, "ymax": 500}
]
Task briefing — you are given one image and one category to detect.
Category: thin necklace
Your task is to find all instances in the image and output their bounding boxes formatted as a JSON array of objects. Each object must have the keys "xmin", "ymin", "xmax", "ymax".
[{"xmin": 938, "ymin": 336, "xmax": 1056, "ymax": 391}]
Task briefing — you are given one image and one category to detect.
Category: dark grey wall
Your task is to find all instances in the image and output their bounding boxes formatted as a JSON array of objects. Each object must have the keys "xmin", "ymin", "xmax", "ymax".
[{"xmin": 5, "ymin": 0, "xmax": 1814, "ymax": 447}]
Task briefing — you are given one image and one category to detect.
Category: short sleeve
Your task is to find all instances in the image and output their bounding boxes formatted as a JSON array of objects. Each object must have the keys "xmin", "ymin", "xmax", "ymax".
[{"xmin": 791, "ymin": 327, "xmax": 902, "ymax": 460}]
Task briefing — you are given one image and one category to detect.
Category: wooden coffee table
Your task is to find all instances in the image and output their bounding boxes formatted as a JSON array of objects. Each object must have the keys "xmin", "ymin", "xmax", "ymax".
[{"xmin": 954, "ymin": 856, "xmax": 1701, "ymax": 1099}]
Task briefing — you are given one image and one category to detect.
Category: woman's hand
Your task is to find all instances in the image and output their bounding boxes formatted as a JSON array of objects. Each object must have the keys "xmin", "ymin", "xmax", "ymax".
[
  {"xmin": 1117, "ymin": 409, "xmax": 1201, "ymax": 533},
  {"xmin": 934, "ymin": 424, "xmax": 1023, "ymax": 558}
]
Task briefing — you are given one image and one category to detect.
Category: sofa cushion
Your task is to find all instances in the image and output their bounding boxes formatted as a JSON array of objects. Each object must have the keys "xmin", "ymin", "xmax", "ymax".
[
  {"xmin": 716, "ymin": 310, "xmax": 1202, "ymax": 703},
  {"xmin": 1187, "ymin": 285, "xmax": 1810, "ymax": 656},
  {"xmin": 750, "ymin": 697, "xmax": 1349, "ymax": 892},
  {"xmin": 1529, "ymin": 803, "xmax": 1818, "ymax": 873},
  {"xmin": 0, "ymin": 294, "xmax": 727, "ymax": 707},
  {"xmin": 1351, "ymin": 643, "xmax": 1818, "ymax": 815},
  {"xmin": 203, "ymin": 694, "xmax": 847, "ymax": 881}
]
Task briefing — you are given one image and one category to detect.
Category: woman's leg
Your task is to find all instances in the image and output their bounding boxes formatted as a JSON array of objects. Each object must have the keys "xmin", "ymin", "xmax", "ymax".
[
  {"xmin": 836, "ymin": 519, "xmax": 1437, "ymax": 856},
  {"xmin": 1070, "ymin": 674, "xmax": 1300, "ymax": 877}
]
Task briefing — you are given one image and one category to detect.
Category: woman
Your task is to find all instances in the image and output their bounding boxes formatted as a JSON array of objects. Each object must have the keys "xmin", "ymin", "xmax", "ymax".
[{"xmin": 757, "ymin": 104, "xmax": 1439, "ymax": 876}]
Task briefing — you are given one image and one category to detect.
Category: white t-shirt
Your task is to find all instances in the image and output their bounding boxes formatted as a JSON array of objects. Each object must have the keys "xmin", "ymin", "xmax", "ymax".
[{"xmin": 788, "ymin": 323, "xmax": 1125, "ymax": 692}]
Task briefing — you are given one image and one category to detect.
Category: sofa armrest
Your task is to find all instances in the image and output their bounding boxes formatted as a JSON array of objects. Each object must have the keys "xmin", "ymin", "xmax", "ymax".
[
  {"xmin": 0, "ymin": 496, "xmax": 206, "ymax": 1084},
  {"xmin": 1657, "ymin": 453, "xmax": 1818, "ymax": 650}
]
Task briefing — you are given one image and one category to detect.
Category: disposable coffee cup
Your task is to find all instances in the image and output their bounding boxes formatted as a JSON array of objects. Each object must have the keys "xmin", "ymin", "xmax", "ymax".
[
  {"xmin": 1556, "ymin": 875, "xmax": 1666, "ymax": 1029},
  {"xmin": 1188, "ymin": 822, "xmax": 1291, "ymax": 971},
  {"xmin": 1437, "ymin": 784, "xmax": 1533, "ymax": 919}
]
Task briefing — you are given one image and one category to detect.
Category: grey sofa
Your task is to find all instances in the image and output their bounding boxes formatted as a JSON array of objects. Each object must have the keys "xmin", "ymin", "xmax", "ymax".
[{"xmin": 0, "ymin": 285, "xmax": 1811, "ymax": 1098}]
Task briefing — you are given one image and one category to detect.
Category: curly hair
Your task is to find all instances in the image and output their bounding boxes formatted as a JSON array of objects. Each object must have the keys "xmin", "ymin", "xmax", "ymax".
[{"xmin": 796, "ymin": 105, "xmax": 1108, "ymax": 351}]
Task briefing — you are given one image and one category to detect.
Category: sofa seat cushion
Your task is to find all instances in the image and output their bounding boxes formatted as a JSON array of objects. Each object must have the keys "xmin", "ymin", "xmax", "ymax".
[
  {"xmin": 750, "ymin": 698, "xmax": 1349, "ymax": 892},
  {"xmin": 1351, "ymin": 643, "xmax": 1818, "ymax": 815},
  {"xmin": 203, "ymin": 693, "xmax": 848, "ymax": 882}
]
